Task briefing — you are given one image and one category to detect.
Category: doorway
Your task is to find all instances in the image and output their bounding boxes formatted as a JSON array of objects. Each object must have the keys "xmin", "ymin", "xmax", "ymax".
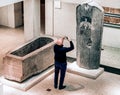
[
  {"xmin": 40, "ymin": 0, "xmax": 45, "ymax": 34},
  {"xmin": 14, "ymin": 1, "xmax": 24, "ymax": 28}
]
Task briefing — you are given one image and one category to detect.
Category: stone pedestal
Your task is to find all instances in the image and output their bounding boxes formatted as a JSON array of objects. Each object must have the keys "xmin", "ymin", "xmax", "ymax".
[
  {"xmin": 67, "ymin": 62, "xmax": 104, "ymax": 79},
  {"xmin": 76, "ymin": 3, "xmax": 104, "ymax": 69}
]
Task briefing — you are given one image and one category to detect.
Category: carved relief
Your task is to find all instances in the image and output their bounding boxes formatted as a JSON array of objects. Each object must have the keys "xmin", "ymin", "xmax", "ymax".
[{"xmin": 76, "ymin": 3, "xmax": 104, "ymax": 69}]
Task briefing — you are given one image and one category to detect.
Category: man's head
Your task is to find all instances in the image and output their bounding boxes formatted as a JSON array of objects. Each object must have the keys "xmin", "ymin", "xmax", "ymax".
[{"xmin": 56, "ymin": 38, "xmax": 64, "ymax": 46}]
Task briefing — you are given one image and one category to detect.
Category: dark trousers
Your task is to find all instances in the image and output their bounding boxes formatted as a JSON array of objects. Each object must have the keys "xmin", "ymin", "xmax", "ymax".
[{"xmin": 54, "ymin": 61, "xmax": 67, "ymax": 88}]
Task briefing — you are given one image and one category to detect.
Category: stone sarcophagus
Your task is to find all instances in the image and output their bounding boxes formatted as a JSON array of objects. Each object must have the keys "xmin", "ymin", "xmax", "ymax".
[
  {"xmin": 76, "ymin": 3, "xmax": 104, "ymax": 69},
  {"xmin": 3, "ymin": 36, "xmax": 55, "ymax": 82}
]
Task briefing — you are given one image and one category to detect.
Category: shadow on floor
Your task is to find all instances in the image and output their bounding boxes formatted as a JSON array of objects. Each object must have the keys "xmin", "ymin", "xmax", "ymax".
[{"xmin": 64, "ymin": 84, "xmax": 84, "ymax": 91}]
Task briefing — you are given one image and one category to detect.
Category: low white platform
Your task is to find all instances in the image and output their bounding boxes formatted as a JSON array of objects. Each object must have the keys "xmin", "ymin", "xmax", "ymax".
[
  {"xmin": 1, "ymin": 66, "xmax": 54, "ymax": 91},
  {"xmin": 67, "ymin": 62, "xmax": 104, "ymax": 79},
  {"xmin": 0, "ymin": 83, "xmax": 3, "ymax": 95}
]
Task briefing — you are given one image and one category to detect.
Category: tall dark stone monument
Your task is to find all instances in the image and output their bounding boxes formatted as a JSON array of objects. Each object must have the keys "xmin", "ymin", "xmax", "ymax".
[{"xmin": 76, "ymin": 3, "xmax": 104, "ymax": 69}]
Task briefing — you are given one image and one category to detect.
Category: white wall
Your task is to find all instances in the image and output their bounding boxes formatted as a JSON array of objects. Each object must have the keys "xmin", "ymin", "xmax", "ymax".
[
  {"xmin": 0, "ymin": 2, "xmax": 23, "ymax": 28},
  {"xmin": 52, "ymin": 1, "xmax": 120, "ymax": 58},
  {"xmin": 0, "ymin": 4, "xmax": 16, "ymax": 28},
  {"xmin": 103, "ymin": 27, "xmax": 120, "ymax": 48},
  {"xmin": 24, "ymin": 0, "xmax": 40, "ymax": 41},
  {"xmin": 54, "ymin": 2, "xmax": 120, "ymax": 48},
  {"xmin": 45, "ymin": 0, "xmax": 54, "ymax": 35},
  {"xmin": 54, "ymin": 3, "xmax": 77, "ymax": 58},
  {"xmin": 0, "ymin": 6, "xmax": 9, "ymax": 26},
  {"xmin": 54, "ymin": 3, "xmax": 77, "ymax": 39}
]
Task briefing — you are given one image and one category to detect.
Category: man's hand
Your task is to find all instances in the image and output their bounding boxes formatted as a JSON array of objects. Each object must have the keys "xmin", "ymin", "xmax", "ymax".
[
  {"xmin": 64, "ymin": 36, "xmax": 71, "ymax": 41},
  {"xmin": 63, "ymin": 36, "xmax": 68, "ymax": 40}
]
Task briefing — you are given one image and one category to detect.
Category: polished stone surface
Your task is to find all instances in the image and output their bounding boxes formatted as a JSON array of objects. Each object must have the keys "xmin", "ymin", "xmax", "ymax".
[
  {"xmin": 2, "ymin": 71, "xmax": 120, "ymax": 95},
  {"xmin": 101, "ymin": 46, "xmax": 120, "ymax": 69}
]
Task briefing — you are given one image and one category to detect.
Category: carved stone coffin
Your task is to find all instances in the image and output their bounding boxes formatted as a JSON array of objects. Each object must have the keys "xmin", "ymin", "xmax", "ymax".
[
  {"xmin": 3, "ymin": 36, "xmax": 55, "ymax": 82},
  {"xmin": 76, "ymin": 4, "xmax": 104, "ymax": 69}
]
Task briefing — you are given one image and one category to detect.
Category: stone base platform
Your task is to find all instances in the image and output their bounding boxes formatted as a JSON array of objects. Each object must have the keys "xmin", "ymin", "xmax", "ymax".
[
  {"xmin": 67, "ymin": 62, "xmax": 104, "ymax": 79},
  {"xmin": 0, "ymin": 66, "xmax": 54, "ymax": 91},
  {"xmin": 0, "ymin": 83, "xmax": 3, "ymax": 95}
]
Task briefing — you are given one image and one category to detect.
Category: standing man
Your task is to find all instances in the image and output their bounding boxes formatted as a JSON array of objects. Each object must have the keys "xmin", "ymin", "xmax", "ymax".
[{"xmin": 54, "ymin": 36, "xmax": 74, "ymax": 90}]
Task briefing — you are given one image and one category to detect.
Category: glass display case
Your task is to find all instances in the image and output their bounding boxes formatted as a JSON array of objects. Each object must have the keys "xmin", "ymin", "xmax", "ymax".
[{"xmin": 103, "ymin": 7, "xmax": 120, "ymax": 28}]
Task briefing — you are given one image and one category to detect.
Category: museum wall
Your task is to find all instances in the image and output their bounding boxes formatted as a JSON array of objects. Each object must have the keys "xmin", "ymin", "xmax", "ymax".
[
  {"xmin": 53, "ymin": 2, "xmax": 120, "ymax": 49},
  {"xmin": 54, "ymin": 3, "xmax": 77, "ymax": 39},
  {"xmin": 0, "ymin": 2, "xmax": 23, "ymax": 28},
  {"xmin": 0, "ymin": 4, "xmax": 15, "ymax": 27},
  {"xmin": 52, "ymin": 1, "xmax": 120, "ymax": 58},
  {"xmin": 103, "ymin": 27, "xmax": 120, "ymax": 48},
  {"xmin": 45, "ymin": 0, "xmax": 54, "ymax": 35}
]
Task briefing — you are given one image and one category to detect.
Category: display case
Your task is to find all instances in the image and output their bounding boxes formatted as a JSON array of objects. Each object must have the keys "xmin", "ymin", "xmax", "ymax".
[{"xmin": 103, "ymin": 7, "xmax": 120, "ymax": 28}]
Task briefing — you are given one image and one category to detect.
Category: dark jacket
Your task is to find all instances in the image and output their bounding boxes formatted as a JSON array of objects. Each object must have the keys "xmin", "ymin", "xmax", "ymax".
[{"xmin": 54, "ymin": 41, "xmax": 74, "ymax": 63}]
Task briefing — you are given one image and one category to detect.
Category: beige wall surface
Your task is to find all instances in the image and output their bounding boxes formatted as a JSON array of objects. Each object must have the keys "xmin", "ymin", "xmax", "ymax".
[
  {"xmin": 103, "ymin": 27, "xmax": 120, "ymax": 48},
  {"xmin": 54, "ymin": 3, "xmax": 77, "ymax": 39},
  {"xmin": 0, "ymin": 6, "xmax": 9, "ymax": 26},
  {"xmin": 24, "ymin": 0, "xmax": 40, "ymax": 41},
  {"xmin": 0, "ymin": 4, "xmax": 15, "ymax": 28},
  {"xmin": 0, "ymin": 3, "xmax": 23, "ymax": 28},
  {"xmin": 45, "ymin": 0, "xmax": 54, "ymax": 35}
]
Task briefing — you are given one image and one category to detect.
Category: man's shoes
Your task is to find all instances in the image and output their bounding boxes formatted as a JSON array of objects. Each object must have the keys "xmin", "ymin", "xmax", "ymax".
[
  {"xmin": 54, "ymin": 85, "xmax": 57, "ymax": 89},
  {"xmin": 59, "ymin": 85, "xmax": 66, "ymax": 90}
]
